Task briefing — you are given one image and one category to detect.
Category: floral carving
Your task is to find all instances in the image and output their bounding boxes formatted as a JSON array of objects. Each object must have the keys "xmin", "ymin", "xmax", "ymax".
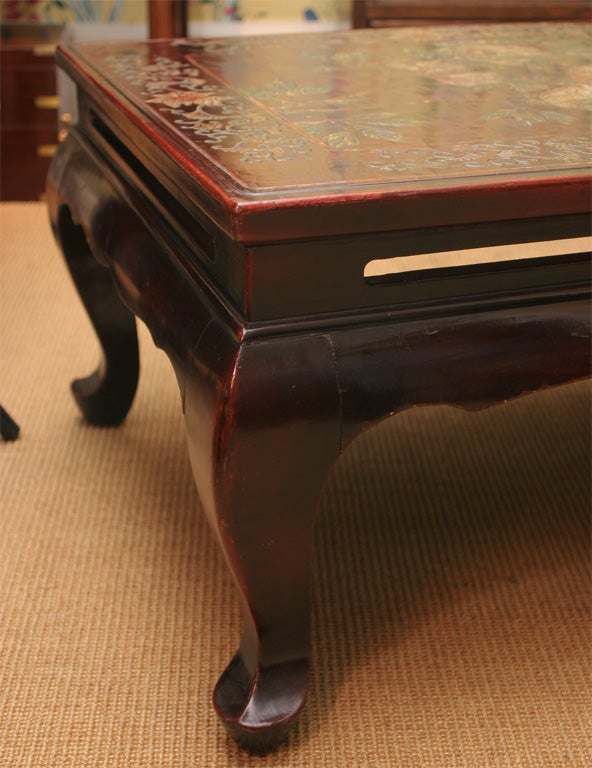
[
  {"xmin": 368, "ymin": 137, "xmax": 591, "ymax": 175},
  {"xmin": 105, "ymin": 52, "xmax": 312, "ymax": 164}
]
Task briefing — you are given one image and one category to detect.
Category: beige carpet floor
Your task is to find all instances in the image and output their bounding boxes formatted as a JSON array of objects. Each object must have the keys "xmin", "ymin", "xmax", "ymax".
[{"xmin": 1, "ymin": 203, "xmax": 591, "ymax": 767}]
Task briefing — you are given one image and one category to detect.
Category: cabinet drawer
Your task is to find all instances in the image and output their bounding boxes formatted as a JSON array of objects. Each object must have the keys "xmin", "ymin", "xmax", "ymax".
[
  {"xmin": 0, "ymin": 43, "xmax": 57, "ymax": 68},
  {"xmin": 1, "ymin": 127, "xmax": 57, "ymax": 200},
  {"xmin": 1, "ymin": 66, "xmax": 58, "ymax": 125}
]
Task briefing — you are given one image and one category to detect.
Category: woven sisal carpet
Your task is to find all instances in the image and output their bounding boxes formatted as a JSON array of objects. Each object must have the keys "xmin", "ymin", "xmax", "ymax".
[{"xmin": 1, "ymin": 203, "xmax": 590, "ymax": 767}]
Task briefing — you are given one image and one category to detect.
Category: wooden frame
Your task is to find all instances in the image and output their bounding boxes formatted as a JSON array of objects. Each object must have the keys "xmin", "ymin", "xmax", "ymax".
[{"xmin": 352, "ymin": 0, "xmax": 592, "ymax": 27}]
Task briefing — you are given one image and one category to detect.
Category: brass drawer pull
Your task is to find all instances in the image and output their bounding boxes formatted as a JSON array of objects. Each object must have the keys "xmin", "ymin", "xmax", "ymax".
[
  {"xmin": 35, "ymin": 95, "xmax": 60, "ymax": 110},
  {"xmin": 32, "ymin": 44, "xmax": 57, "ymax": 57},
  {"xmin": 37, "ymin": 144, "xmax": 58, "ymax": 158}
]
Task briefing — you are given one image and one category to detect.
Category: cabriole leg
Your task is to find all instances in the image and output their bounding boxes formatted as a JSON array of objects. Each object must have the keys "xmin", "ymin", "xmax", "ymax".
[
  {"xmin": 57, "ymin": 205, "xmax": 139, "ymax": 426},
  {"xmin": 183, "ymin": 333, "xmax": 341, "ymax": 751}
]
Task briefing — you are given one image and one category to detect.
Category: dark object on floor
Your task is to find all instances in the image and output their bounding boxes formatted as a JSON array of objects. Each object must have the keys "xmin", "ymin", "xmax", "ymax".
[{"xmin": 0, "ymin": 406, "xmax": 20, "ymax": 441}]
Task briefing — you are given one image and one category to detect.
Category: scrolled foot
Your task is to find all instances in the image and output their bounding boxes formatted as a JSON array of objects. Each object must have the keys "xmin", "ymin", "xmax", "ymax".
[
  {"xmin": 72, "ymin": 360, "xmax": 137, "ymax": 427},
  {"xmin": 214, "ymin": 653, "xmax": 308, "ymax": 753}
]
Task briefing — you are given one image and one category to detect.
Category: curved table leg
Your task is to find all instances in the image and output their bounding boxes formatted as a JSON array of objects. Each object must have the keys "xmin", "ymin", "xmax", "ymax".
[
  {"xmin": 57, "ymin": 205, "xmax": 139, "ymax": 426},
  {"xmin": 183, "ymin": 332, "xmax": 341, "ymax": 751}
]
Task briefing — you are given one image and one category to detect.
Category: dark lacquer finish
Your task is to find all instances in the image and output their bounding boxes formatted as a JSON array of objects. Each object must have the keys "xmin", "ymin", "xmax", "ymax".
[
  {"xmin": 51, "ymin": 202, "xmax": 139, "ymax": 426},
  {"xmin": 47, "ymin": 25, "xmax": 591, "ymax": 751}
]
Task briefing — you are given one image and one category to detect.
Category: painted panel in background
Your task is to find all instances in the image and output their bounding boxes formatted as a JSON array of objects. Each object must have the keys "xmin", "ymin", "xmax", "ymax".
[{"xmin": 0, "ymin": 1, "xmax": 351, "ymax": 24}]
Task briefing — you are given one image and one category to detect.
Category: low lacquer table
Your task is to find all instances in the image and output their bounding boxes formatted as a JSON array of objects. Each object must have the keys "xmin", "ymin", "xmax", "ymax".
[{"xmin": 47, "ymin": 23, "xmax": 591, "ymax": 751}]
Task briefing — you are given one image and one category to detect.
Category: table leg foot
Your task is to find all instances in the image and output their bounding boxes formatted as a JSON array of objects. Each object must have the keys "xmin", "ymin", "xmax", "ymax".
[
  {"xmin": 214, "ymin": 652, "xmax": 309, "ymax": 753},
  {"xmin": 58, "ymin": 206, "xmax": 139, "ymax": 426}
]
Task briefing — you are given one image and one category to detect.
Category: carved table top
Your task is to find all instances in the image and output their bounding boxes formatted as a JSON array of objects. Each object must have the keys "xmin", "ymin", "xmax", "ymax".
[{"xmin": 58, "ymin": 23, "xmax": 591, "ymax": 239}]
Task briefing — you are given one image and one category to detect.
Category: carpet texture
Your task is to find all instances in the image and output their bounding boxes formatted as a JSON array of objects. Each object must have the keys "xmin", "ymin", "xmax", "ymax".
[{"xmin": 1, "ymin": 203, "xmax": 590, "ymax": 767}]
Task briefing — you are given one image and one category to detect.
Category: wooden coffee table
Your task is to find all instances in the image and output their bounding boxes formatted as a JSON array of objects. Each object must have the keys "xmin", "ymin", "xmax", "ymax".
[{"xmin": 47, "ymin": 23, "xmax": 591, "ymax": 751}]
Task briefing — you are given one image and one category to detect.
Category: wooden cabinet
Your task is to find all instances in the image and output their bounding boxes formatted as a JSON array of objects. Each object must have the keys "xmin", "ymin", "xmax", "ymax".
[{"xmin": 1, "ymin": 24, "xmax": 63, "ymax": 200}]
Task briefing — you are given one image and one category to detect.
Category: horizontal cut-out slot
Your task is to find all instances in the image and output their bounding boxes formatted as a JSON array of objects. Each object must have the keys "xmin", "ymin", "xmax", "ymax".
[{"xmin": 364, "ymin": 237, "xmax": 592, "ymax": 280}]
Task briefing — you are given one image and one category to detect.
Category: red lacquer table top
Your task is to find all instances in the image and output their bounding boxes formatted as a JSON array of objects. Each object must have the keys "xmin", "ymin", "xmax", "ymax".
[{"xmin": 57, "ymin": 23, "xmax": 591, "ymax": 239}]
